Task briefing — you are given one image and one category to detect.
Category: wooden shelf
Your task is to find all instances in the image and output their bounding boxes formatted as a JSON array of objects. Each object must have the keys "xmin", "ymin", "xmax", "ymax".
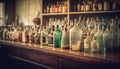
[
  {"xmin": 42, "ymin": 12, "xmax": 68, "ymax": 16},
  {"xmin": 70, "ymin": 10, "xmax": 120, "ymax": 14}
]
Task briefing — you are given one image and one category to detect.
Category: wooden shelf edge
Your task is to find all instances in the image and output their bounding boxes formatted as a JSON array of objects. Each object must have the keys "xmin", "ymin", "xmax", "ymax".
[
  {"xmin": 42, "ymin": 13, "xmax": 68, "ymax": 16},
  {"xmin": 70, "ymin": 10, "xmax": 120, "ymax": 14}
]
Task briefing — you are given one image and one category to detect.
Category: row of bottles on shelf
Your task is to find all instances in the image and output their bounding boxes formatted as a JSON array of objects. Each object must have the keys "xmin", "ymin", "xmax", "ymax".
[
  {"xmin": 43, "ymin": 0, "xmax": 68, "ymax": 13},
  {"xmin": 73, "ymin": 0, "xmax": 119, "ymax": 12},
  {"xmin": 0, "ymin": 16, "xmax": 120, "ymax": 54},
  {"xmin": 43, "ymin": 0, "xmax": 119, "ymax": 13}
]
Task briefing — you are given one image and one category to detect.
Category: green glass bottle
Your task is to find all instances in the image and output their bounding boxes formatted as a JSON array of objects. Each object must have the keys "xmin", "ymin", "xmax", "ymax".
[{"xmin": 53, "ymin": 25, "xmax": 62, "ymax": 48}]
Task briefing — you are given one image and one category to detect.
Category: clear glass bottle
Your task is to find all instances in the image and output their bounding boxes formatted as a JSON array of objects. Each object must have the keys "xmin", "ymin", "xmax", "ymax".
[
  {"xmin": 61, "ymin": 25, "xmax": 69, "ymax": 49},
  {"xmin": 22, "ymin": 27, "xmax": 27, "ymax": 43},
  {"xmin": 77, "ymin": 0, "xmax": 81, "ymax": 12},
  {"xmin": 84, "ymin": 32, "xmax": 92, "ymax": 53},
  {"xmin": 110, "ymin": 19, "xmax": 119, "ymax": 53},
  {"xmin": 53, "ymin": 25, "xmax": 62, "ymax": 48},
  {"xmin": 103, "ymin": 25, "xmax": 113, "ymax": 53},
  {"xmin": 12, "ymin": 28, "xmax": 19, "ymax": 42},
  {"xmin": 34, "ymin": 28, "xmax": 40, "ymax": 44},
  {"xmin": 47, "ymin": 4, "xmax": 50, "ymax": 13},
  {"xmin": 2, "ymin": 27, "xmax": 8, "ymax": 40},
  {"xmin": 41, "ymin": 26, "xmax": 48, "ymax": 46},
  {"xmin": 91, "ymin": 25, "xmax": 105, "ymax": 54},
  {"xmin": 48, "ymin": 25, "xmax": 55, "ymax": 46},
  {"xmin": 69, "ymin": 18, "xmax": 83, "ymax": 51},
  {"xmin": 28, "ymin": 27, "xmax": 35, "ymax": 44}
]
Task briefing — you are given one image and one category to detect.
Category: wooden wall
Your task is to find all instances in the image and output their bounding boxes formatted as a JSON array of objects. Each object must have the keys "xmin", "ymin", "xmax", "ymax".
[
  {"xmin": 16, "ymin": 0, "xmax": 42, "ymax": 26},
  {"xmin": 5, "ymin": 0, "xmax": 16, "ymax": 25}
]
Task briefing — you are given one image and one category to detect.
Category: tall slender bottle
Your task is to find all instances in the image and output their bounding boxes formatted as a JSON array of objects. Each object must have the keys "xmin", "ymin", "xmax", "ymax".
[
  {"xmin": 53, "ymin": 25, "xmax": 62, "ymax": 48},
  {"xmin": 48, "ymin": 25, "xmax": 55, "ymax": 46},
  {"xmin": 84, "ymin": 32, "xmax": 92, "ymax": 53},
  {"xmin": 41, "ymin": 26, "xmax": 48, "ymax": 46},
  {"xmin": 61, "ymin": 25, "xmax": 69, "ymax": 49}
]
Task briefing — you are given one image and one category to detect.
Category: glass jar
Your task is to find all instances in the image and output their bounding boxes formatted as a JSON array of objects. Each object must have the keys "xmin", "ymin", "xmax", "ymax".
[{"xmin": 69, "ymin": 19, "xmax": 83, "ymax": 51}]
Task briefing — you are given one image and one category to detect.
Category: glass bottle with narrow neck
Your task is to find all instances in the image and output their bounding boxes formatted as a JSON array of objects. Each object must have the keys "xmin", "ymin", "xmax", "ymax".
[
  {"xmin": 98, "ymin": 0, "xmax": 102, "ymax": 11},
  {"xmin": 41, "ymin": 26, "xmax": 48, "ymax": 46},
  {"xmin": 61, "ymin": 25, "xmax": 69, "ymax": 49},
  {"xmin": 34, "ymin": 28, "xmax": 40, "ymax": 44},
  {"xmin": 104, "ymin": 0, "xmax": 110, "ymax": 11},
  {"xmin": 48, "ymin": 25, "xmax": 55, "ymax": 46},
  {"xmin": 22, "ymin": 27, "xmax": 27, "ymax": 43},
  {"xmin": 84, "ymin": 32, "xmax": 92, "ymax": 53},
  {"xmin": 53, "ymin": 25, "xmax": 62, "ymax": 48}
]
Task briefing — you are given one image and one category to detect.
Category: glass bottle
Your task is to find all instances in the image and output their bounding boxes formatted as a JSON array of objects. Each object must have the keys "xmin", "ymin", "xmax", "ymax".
[
  {"xmin": 34, "ymin": 28, "xmax": 40, "ymax": 44},
  {"xmin": 69, "ymin": 19, "xmax": 83, "ymax": 51},
  {"xmin": 103, "ymin": 25, "xmax": 113, "ymax": 53},
  {"xmin": 77, "ymin": 0, "xmax": 81, "ymax": 12},
  {"xmin": 91, "ymin": 25, "xmax": 99, "ymax": 54},
  {"xmin": 98, "ymin": 0, "xmax": 102, "ymax": 11},
  {"xmin": 62, "ymin": 1, "xmax": 67, "ymax": 13},
  {"xmin": 18, "ymin": 27, "xmax": 22, "ymax": 42},
  {"xmin": 48, "ymin": 25, "xmax": 55, "ymax": 46},
  {"xmin": 110, "ymin": 19, "xmax": 119, "ymax": 53},
  {"xmin": 58, "ymin": 2, "xmax": 62, "ymax": 13},
  {"xmin": 47, "ymin": 4, "xmax": 50, "ymax": 13},
  {"xmin": 29, "ymin": 27, "xmax": 35, "ymax": 44},
  {"xmin": 81, "ymin": 0, "xmax": 85, "ymax": 12},
  {"xmin": 92, "ymin": 0, "xmax": 97, "ymax": 11},
  {"xmin": 53, "ymin": 25, "xmax": 62, "ymax": 48},
  {"xmin": 41, "ymin": 26, "xmax": 48, "ymax": 46},
  {"xmin": 0, "ymin": 27, "xmax": 3, "ymax": 40},
  {"xmin": 22, "ymin": 27, "xmax": 27, "ymax": 43},
  {"xmin": 38, "ymin": 26, "xmax": 42, "ymax": 44},
  {"xmin": 104, "ymin": 0, "xmax": 110, "ymax": 11},
  {"xmin": 50, "ymin": 4, "xmax": 53, "ymax": 13},
  {"xmin": 61, "ymin": 25, "xmax": 69, "ymax": 49},
  {"xmin": 84, "ymin": 32, "xmax": 92, "ymax": 53},
  {"xmin": 111, "ymin": 0, "xmax": 117, "ymax": 10},
  {"xmin": 2, "ymin": 27, "xmax": 8, "ymax": 40},
  {"xmin": 12, "ymin": 28, "xmax": 19, "ymax": 42},
  {"xmin": 85, "ymin": 0, "xmax": 90, "ymax": 11},
  {"xmin": 8, "ymin": 27, "xmax": 13, "ymax": 41}
]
